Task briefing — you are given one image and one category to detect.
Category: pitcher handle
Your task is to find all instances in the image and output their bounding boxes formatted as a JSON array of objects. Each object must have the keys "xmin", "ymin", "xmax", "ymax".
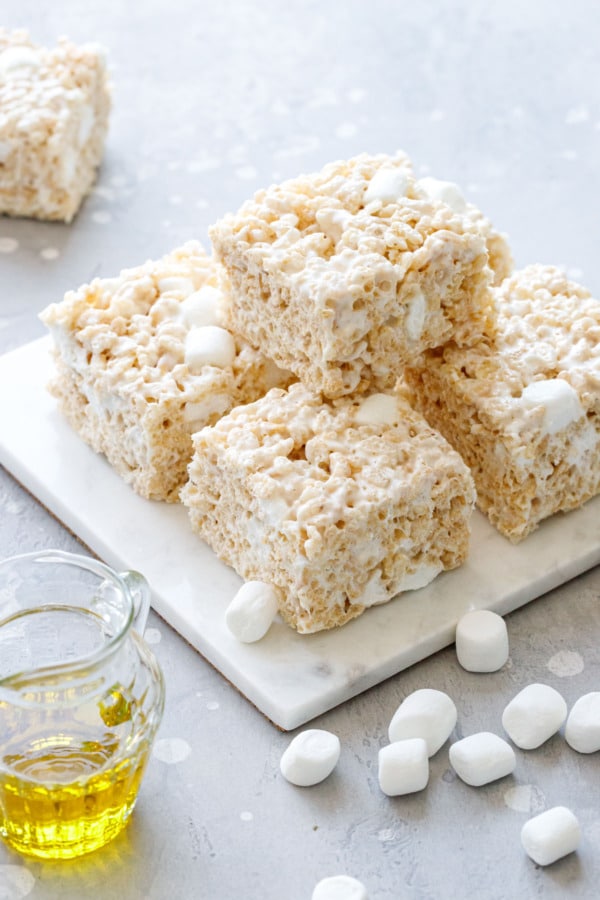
[{"xmin": 120, "ymin": 570, "xmax": 151, "ymax": 634}]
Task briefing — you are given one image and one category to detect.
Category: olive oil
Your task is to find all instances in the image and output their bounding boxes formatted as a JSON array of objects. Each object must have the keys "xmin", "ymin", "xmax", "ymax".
[{"xmin": 0, "ymin": 719, "xmax": 150, "ymax": 859}]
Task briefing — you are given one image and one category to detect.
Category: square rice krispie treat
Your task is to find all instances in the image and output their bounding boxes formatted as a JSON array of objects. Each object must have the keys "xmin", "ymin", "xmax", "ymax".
[
  {"xmin": 0, "ymin": 29, "xmax": 110, "ymax": 222},
  {"xmin": 210, "ymin": 152, "xmax": 511, "ymax": 399},
  {"xmin": 405, "ymin": 265, "xmax": 600, "ymax": 542},
  {"xmin": 40, "ymin": 241, "xmax": 292, "ymax": 501},
  {"xmin": 181, "ymin": 382, "xmax": 476, "ymax": 633}
]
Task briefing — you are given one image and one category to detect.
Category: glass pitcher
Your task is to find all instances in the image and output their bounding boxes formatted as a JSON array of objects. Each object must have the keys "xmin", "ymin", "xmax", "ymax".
[{"xmin": 0, "ymin": 549, "xmax": 165, "ymax": 859}]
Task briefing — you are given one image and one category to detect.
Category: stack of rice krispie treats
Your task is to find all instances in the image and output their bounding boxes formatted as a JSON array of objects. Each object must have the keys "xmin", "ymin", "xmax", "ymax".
[
  {"xmin": 181, "ymin": 152, "xmax": 513, "ymax": 632},
  {"xmin": 42, "ymin": 148, "xmax": 600, "ymax": 633}
]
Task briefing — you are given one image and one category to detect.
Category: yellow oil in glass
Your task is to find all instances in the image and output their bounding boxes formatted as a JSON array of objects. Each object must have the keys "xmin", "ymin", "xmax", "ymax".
[{"xmin": 0, "ymin": 716, "xmax": 150, "ymax": 859}]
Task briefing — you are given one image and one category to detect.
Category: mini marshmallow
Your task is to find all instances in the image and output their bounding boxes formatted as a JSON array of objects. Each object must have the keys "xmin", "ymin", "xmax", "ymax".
[
  {"xmin": 364, "ymin": 167, "xmax": 410, "ymax": 204},
  {"xmin": 502, "ymin": 683, "xmax": 567, "ymax": 750},
  {"xmin": 565, "ymin": 692, "xmax": 600, "ymax": 753},
  {"xmin": 180, "ymin": 285, "xmax": 225, "ymax": 327},
  {"xmin": 405, "ymin": 288, "xmax": 426, "ymax": 341},
  {"xmin": 280, "ymin": 729, "xmax": 341, "ymax": 787},
  {"xmin": 519, "ymin": 379, "xmax": 584, "ymax": 435},
  {"xmin": 156, "ymin": 276, "xmax": 196, "ymax": 297},
  {"xmin": 312, "ymin": 875, "xmax": 368, "ymax": 900},
  {"xmin": 521, "ymin": 806, "xmax": 581, "ymax": 866},
  {"xmin": 315, "ymin": 207, "xmax": 353, "ymax": 242},
  {"xmin": 185, "ymin": 325, "xmax": 236, "ymax": 372},
  {"xmin": 378, "ymin": 738, "xmax": 429, "ymax": 796},
  {"xmin": 449, "ymin": 732, "xmax": 516, "ymax": 787},
  {"xmin": 355, "ymin": 393, "xmax": 399, "ymax": 426},
  {"xmin": 455, "ymin": 609, "xmax": 509, "ymax": 673},
  {"xmin": 417, "ymin": 177, "xmax": 467, "ymax": 213},
  {"xmin": 225, "ymin": 581, "xmax": 279, "ymax": 643},
  {"xmin": 388, "ymin": 688, "xmax": 457, "ymax": 757}
]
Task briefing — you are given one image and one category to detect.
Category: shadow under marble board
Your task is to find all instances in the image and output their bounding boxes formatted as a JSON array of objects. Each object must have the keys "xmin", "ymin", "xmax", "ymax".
[{"xmin": 1, "ymin": 337, "xmax": 600, "ymax": 730}]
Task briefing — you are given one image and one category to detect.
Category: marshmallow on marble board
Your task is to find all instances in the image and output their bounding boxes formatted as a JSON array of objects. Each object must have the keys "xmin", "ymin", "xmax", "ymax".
[
  {"xmin": 455, "ymin": 609, "xmax": 509, "ymax": 673},
  {"xmin": 185, "ymin": 325, "xmax": 236, "ymax": 372},
  {"xmin": 388, "ymin": 689, "xmax": 457, "ymax": 757},
  {"xmin": 312, "ymin": 875, "xmax": 368, "ymax": 900},
  {"xmin": 521, "ymin": 806, "xmax": 581, "ymax": 866},
  {"xmin": 378, "ymin": 738, "xmax": 429, "ymax": 796},
  {"xmin": 565, "ymin": 693, "xmax": 600, "ymax": 753},
  {"xmin": 449, "ymin": 732, "xmax": 516, "ymax": 787},
  {"xmin": 280, "ymin": 729, "xmax": 341, "ymax": 787},
  {"xmin": 502, "ymin": 684, "xmax": 567, "ymax": 750},
  {"xmin": 225, "ymin": 581, "xmax": 279, "ymax": 643}
]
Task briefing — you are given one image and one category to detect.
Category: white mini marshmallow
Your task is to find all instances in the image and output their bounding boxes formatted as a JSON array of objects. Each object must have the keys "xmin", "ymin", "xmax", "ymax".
[
  {"xmin": 180, "ymin": 285, "xmax": 225, "ymax": 327},
  {"xmin": 185, "ymin": 325, "xmax": 236, "ymax": 372},
  {"xmin": 449, "ymin": 732, "xmax": 516, "ymax": 787},
  {"xmin": 157, "ymin": 276, "xmax": 196, "ymax": 297},
  {"xmin": 455, "ymin": 609, "xmax": 509, "ymax": 672},
  {"xmin": 355, "ymin": 393, "xmax": 399, "ymax": 426},
  {"xmin": 519, "ymin": 379, "xmax": 584, "ymax": 435},
  {"xmin": 521, "ymin": 806, "xmax": 581, "ymax": 866},
  {"xmin": 280, "ymin": 729, "xmax": 341, "ymax": 787},
  {"xmin": 417, "ymin": 176, "xmax": 467, "ymax": 213},
  {"xmin": 565, "ymin": 692, "xmax": 600, "ymax": 753},
  {"xmin": 502, "ymin": 683, "xmax": 567, "ymax": 750},
  {"xmin": 0, "ymin": 46, "xmax": 41, "ymax": 79},
  {"xmin": 388, "ymin": 688, "xmax": 457, "ymax": 757},
  {"xmin": 405, "ymin": 288, "xmax": 426, "ymax": 341},
  {"xmin": 378, "ymin": 738, "xmax": 429, "ymax": 796},
  {"xmin": 225, "ymin": 581, "xmax": 279, "ymax": 643},
  {"xmin": 315, "ymin": 207, "xmax": 353, "ymax": 242},
  {"xmin": 364, "ymin": 167, "xmax": 410, "ymax": 204},
  {"xmin": 312, "ymin": 875, "xmax": 368, "ymax": 900}
]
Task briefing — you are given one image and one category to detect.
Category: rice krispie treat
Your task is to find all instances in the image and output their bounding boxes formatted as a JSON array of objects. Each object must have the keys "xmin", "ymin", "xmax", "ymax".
[
  {"xmin": 40, "ymin": 241, "xmax": 292, "ymax": 501},
  {"xmin": 181, "ymin": 382, "xmax": 476, "ymax": 633},
  {"xmin": 405, "ymin": 265, "xmax": 600, "ymax": 542},
  {"xmin": 0, "ymin": 29, "xmax": 110, "ymax": 222},
  {"xmin": 210, "ymin": 152, "xmax": 511, "ymax": 399}
]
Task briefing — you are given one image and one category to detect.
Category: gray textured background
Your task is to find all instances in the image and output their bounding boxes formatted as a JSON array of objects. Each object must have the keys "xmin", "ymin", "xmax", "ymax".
[{"xmin": 1, "ymin": 1, "xmax": 600, "ymax": 898}]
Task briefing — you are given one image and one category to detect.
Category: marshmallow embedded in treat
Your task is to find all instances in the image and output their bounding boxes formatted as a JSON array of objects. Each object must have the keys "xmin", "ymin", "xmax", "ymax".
[
  {"xmin": 417, "ymin": 176, "xmax": 467, "ymax": 213},
  {"xmin": 180, "ymin": 284, "xmax": 225, "ymax": 327},
  {"xmin": 565, "ymin": 692, "xmax": 600, "ymax": 753},
  {"xmin": 521, "ymin": 806, "xmax": 581, "ymax": 866},
  {"xmin": 518, "ymin": 378, "xmax": 584, "ymax": 435},
  {"xmin": 185, "ymin": 325, "xmax": 236, "ymax": 371},
  {"xmin": 280, "ymin": 729, "xmax": 341, "ymax": 787},
  {"xmin": 225, "ymin": 581, "xmax": 279, "ymax": 643},
  {"xmin": 455, "ymin": 609, "xmax": 509, "ymax": 673},
  {"xmin": 311, "ymin": 875, "xmax": 368, "ymax": 900},
  {"xmin": 388, "ymin": 689, "xmax": 457, "ymax": 757},
  {"xmin": 378, "ymin": 738, "xmax": 429, "ymax": 796},
  {"xmin": 364, "ymin": 167, "xmax": 410, "ymax": 204},
  {"xmin": 502, "ymin": 683, "xmax": 567, "ymax": 750},
  {"xmin": 354, "ymin": 393, "xmax": 399, "ymax": 426},
  {"xmin": 449, "ymin": 732, "xmax": 516, "ymax": 787}
]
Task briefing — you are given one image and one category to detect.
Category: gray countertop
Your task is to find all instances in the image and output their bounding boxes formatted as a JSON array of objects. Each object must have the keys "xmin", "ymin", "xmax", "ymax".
[{"xmin": 1, "ymin": 2, "xmax": 600, "ymax": 898}]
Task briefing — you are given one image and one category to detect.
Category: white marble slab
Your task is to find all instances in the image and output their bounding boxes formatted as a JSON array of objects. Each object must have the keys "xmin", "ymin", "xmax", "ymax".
[{"xmin": 1, "ymin": 337, "xmax": 600, "ymax": 730}]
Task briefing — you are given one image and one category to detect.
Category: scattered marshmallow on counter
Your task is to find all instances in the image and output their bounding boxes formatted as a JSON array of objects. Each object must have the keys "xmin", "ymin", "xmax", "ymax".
[
  {"xmin": 388, "ymin": 688, "xmax": 457, "ymax": 757},
  {"xmin": 225, "ymin": 581, "xmax": 279, "ymax": 643},
  {"xmin": 280, "ymin": 729, "xmax": 341, "ymax": 787},
  {"xmin": 378, "ymin": 738, "xmax": 429, "ymax": 796},
  {"xmin": 185, "ymin": 324, "xmax": 236, "ymax": 372},
  {"xmin": 502, "ymin": 684, "xmax": 567, "ymax": 750},
  {"xmin": 455, "ymin": 609, "xmax": 509, "ymax": 672},
  {"xmin": 449, "ymin": 732, "xmax": 516, "ymax": 787},
  {"xmin": 520, "ymin": 806, "xmax": 581, "ymax": 866},
  {"xmin": 565, "ymin": 693, "xmax": 600, "ymax": 753},
  {"xmin": 311, "ymin": 875, "xmax": 368, "ymax": 900}
]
